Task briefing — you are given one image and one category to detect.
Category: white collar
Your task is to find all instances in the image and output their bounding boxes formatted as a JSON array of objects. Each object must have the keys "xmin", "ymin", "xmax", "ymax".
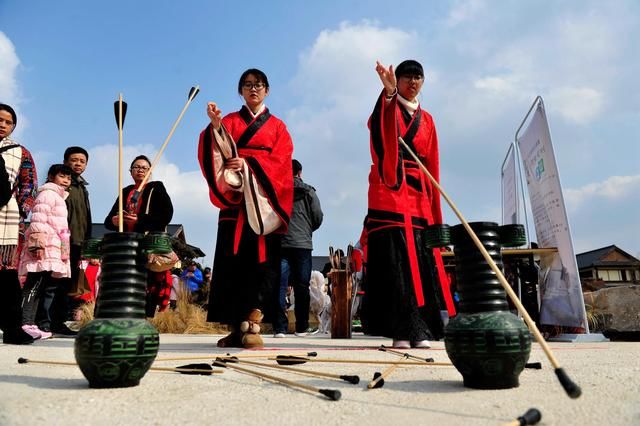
[
  {"xmin": 245, "ymin": 103, "xmax": 266, "ymax": 117},
  {"xmin": 397, "ymin": 94, "xmax": 419, "ymax": 115}
]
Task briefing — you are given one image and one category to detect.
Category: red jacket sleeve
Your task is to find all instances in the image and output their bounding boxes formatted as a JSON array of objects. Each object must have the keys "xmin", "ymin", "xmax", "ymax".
[{"xmin": 368, "ymin": 90, "xmax": 402, "ymax": 189}]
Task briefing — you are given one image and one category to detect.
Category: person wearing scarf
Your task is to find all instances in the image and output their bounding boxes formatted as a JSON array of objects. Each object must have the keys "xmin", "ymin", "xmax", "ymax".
[{"xmin": 0, "ymin": 103, "xmax": 38, "ymax": 344}]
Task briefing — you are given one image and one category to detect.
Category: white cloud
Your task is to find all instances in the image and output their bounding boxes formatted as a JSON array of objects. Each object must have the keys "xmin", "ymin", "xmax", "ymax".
[
  {"xmin": 546, "ymin": 87, "xmax": 604, "ymax": 124},
  {"xmin": 430, "ymin": 2, "xmax": 634, "ymax": 137},
  {"xmin": 473, "ymin": 75, "xmax": 521, "ymax": 96},
  {"xmin": 0, "ymin": 32, "xmax": 27, "ymax": 138},
  {"xmin": 565, "ymin": 175, "xmax": 640, "ymax": 211},
  {"xmin": 566, "ymin": 174, "xmax": 640, "ymax": 255},
  {"xmin": 292, "ymin": 20, "xmax": 418, "ymax": 109},
  {"xmin": 446, "ymin": 0, "xmax": 486, "ymax": 28},
  {"xmin": 0, "ymin": 32, "xmax": 20, "ymax": 102}
]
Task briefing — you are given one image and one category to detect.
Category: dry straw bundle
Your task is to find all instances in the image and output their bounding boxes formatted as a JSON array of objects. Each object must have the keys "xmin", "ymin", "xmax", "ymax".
[{"xmin": 73, "ymin": 280, "xmax": 228, "ymax": 334}]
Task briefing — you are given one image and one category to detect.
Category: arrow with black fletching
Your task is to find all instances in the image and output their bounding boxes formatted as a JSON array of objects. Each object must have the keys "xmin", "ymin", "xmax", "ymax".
[
  {"xmin": 129, "ymin": 85, "xmax": 200, "ymax": 206},
  {"xmin": 114, "ymin": 94, "xmax": 127, "ymax": 232}
]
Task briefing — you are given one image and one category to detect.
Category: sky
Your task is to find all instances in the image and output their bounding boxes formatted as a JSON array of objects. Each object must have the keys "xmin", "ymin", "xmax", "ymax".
[{"xmin": 1, "ymin": 0, "xmax": 638, "ymax": 265}]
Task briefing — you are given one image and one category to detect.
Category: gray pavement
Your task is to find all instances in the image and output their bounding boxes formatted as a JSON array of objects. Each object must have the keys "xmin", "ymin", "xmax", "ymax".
[{"xmin": 1, "ymin": 333, "xmax": 638, "ymax": 425}]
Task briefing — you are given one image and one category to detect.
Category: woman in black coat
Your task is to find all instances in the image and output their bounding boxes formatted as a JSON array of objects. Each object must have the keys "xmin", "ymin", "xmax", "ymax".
[
  {"xmin": 104, "ymin": 155, "xmax": 173, "ymax": 233},
  {"xmin": 104, "ymin": 155, "xmax": 174, "ymax": 316}
]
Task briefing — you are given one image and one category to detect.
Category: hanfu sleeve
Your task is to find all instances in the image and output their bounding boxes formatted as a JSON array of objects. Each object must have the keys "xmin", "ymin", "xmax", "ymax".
[
  {"xmin": 368, "ymin": 90, "xmax": 402, "ymax": 190},
  {"xmin": 198, "ymin": 122, "xmax": 244, "ymax": 209}
]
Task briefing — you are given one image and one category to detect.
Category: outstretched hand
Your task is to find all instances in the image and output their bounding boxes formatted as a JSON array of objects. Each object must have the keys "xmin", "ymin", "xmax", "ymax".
[
  {"xmin": 207, "ymin": 102, "xmax": 223, "ymax": 130},
  {"xmin": 375, "ymin": 61, "xmax": 397, "ymax": 96}
]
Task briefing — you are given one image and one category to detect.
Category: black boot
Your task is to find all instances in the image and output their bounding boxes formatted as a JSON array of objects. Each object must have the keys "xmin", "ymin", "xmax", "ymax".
[{"xmin": 0, "ymin": 269, "xmax": 34, "ymax": 345}]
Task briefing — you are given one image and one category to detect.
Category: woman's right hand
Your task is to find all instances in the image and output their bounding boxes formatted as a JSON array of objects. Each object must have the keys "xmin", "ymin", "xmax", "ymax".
[
  {"xmin": 207, "ymin": 102, "xmax": 222, "ymax": 130},
  {"xmin": 376, "ymin": 61, "xmax": 397, "ymax": 96}
]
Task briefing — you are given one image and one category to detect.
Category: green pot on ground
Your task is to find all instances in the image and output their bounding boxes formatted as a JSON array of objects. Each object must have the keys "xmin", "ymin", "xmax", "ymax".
[
  {"xmin": 444, "ymin": 221, "xmax": 531, "ymax": 389},
  {"xmin": 74, "ymin": 232, "xmax": 159, "ymax": 388},
  {"xmin": 74, "ymin": 319, "xmax": 159, "ymax": 388}
]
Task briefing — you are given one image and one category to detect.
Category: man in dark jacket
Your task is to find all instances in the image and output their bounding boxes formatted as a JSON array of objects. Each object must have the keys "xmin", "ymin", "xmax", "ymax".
[
  {"xmin": 44, "ymin": 146, "xmax": 93, "ymax": 336},
  {"xmin": 274, "ymin": 159, "xmax": 323, "ymax": 337}
]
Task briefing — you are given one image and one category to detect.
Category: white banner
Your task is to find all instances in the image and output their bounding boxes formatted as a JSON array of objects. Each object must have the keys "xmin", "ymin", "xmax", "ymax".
[
  {"xmin": 517, "ymin": 104, "xmax": 587, "ymax": 330},
  {"xmin": 501, "ymin": 145, "xmax": 518, "ymax": 225}
]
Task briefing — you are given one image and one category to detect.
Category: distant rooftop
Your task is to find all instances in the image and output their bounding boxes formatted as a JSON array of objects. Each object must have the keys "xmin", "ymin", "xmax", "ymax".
[{"xmin": 576, "ymin": 245, "xmax": 640, "ymax": 269}]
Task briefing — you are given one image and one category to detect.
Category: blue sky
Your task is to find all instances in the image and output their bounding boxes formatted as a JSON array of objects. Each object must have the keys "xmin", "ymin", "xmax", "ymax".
[{"xmin": 1, "ymin": 0, "xmax": 639, "ymax": 264}]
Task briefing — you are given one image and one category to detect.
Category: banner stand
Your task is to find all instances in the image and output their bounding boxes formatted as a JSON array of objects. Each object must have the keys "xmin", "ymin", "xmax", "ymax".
[{"xmin": 514, "ymin": 96, "xmax": 607, "ymax": 343}]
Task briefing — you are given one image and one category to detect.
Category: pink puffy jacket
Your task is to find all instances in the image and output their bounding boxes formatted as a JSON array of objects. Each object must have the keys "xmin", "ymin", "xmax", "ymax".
[{"xmin": 19, "ymin": 182, "xmax": 71, "ymax": 278}]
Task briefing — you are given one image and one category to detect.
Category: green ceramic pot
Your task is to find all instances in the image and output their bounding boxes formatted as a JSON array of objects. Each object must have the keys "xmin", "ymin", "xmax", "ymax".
[
  {"xmin": 74, "ymin": 232, "xmax": 159, "ymax": 388},
  {"xmin": 74, "ymin": 319, "xmax": 159, "ymax": 388},
  {"xmin": 141, "ymin": 232, "xmax": 174, "ymax": 254},
  {"xmin": 444, "ymin": 222, "xmax": 531, "ymax": 389},
  {"xmin": 445, "ymin": 311, "xmax": 530, "ymax": 389}
]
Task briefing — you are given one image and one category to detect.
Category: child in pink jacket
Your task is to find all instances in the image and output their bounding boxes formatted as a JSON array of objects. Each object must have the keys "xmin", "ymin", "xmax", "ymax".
[{"xmin": 19, "ymin": 164, "xmax": 72, "ymax": 339}]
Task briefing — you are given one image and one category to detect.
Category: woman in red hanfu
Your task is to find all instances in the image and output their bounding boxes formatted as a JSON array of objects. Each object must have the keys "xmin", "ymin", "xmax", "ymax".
[
  {"xmin": 198, "ymin": 68, "xmax": 293, "ymax": 349},
  {"xmin": 361, "ymin": 60, "xmax": 456, "ymax": 349}
]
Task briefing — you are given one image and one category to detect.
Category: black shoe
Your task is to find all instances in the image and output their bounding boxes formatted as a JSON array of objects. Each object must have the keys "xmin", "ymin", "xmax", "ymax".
[
  {"xmin": 294, "ymin": 327, "xmax": 319, "ymax": 337},
  {"xmin": 51, "ymin": 323, "xmax": 78, "ymax": 337},
  {"xmin": 2, "ymin": 328, "xmax": 35, "ymax": 345}
]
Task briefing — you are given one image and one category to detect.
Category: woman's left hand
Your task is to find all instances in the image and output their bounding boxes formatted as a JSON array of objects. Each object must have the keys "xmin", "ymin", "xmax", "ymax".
[{"xmin": 225, "ymin": 157, "xmax": 245, "ymax": 171}]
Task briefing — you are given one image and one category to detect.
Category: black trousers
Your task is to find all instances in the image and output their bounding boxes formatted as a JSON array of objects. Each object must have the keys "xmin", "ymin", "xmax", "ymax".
[
  {"xmin": 0, "ymin": 269, "xmax": 24, "ymax": 333},
  {"xmin": 21, "ymin": 271, "xmax": 49, "ymax": 325},
  {"xmin": 36, "ymin": 273, "xmax": 67, "ymax": 330}
]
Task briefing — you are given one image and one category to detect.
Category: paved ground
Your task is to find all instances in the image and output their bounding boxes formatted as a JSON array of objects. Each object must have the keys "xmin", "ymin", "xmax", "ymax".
[{"xmin": 1, "ymin": 332, "xmax": 638, "ymax": 425}]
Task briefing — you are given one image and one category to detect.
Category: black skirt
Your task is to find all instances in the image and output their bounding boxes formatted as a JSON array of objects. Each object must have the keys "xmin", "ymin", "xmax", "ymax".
[
  {"xmin": 207, "ymin": 220, "xmax": 281, "ymax": 326},
  {"xmin": 361, "ymin": 226, "xmax": 447, "ymax": 341}
]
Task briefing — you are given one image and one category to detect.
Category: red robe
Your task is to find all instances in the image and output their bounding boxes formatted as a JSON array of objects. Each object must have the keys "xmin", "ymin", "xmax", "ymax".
[
  {"xmin": 198, "ymin": 106, "xmax": 293, "ymax": 260},
  {"xmin": 198, "ymin": 105, "xmax": 293, "ymax": 324},
  {"xmin": 366, "ymin": 91, "xmax": 455, "ymax": 318}
]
